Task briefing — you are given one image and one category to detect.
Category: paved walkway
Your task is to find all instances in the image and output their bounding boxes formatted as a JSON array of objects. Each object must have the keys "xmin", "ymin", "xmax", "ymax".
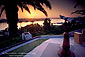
[
  {"xmin": 24, "ymin": 37, "xmax": 85, "ymax": 57},
  {"xmin": 40, "ymin": 35, "xmax": 64, "ymax": 38}
]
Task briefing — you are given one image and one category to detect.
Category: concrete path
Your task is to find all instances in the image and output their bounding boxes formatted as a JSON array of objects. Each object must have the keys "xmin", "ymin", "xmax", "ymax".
[
  {"xmin": 40, "ymin": 35, "xmax": 64, "ymax": 38},
  {"xmin": 24, "ymin": 37, "xmax": 85, "ymax": 57},
  {"xmin": 24, "ymin": 37, "xmax": 73, "ymax": 57},
  {"xmin": 73, "ymin": 43, "xmax": 85, "ymax": 57}
]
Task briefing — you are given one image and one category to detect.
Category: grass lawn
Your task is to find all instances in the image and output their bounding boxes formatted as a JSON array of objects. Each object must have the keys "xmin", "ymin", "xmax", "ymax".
[{"xmin": 2, "ymin": 39, "xmax": 48, "ymax": 57}]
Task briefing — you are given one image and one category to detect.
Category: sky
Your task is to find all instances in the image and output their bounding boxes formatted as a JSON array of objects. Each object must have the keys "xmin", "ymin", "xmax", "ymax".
[{"xmin": 0, "ymin": 0, "xmax": 84, "ymax": 19}]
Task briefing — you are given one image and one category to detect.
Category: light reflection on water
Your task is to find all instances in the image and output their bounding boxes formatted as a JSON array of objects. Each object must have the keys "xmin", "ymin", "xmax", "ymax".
[
  {"xmin": 0, "ymin": 19, "xmax": 64, "ymax": 30},
  {"xmin": 17, "ymin": 21, "xmax": 44, "ymax": 29}
]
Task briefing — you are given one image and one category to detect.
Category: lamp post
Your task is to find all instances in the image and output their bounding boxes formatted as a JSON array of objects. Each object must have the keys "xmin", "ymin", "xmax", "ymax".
[{"xmin": 58, "ymin": 18, "xmax": 75, "ymax": 57}]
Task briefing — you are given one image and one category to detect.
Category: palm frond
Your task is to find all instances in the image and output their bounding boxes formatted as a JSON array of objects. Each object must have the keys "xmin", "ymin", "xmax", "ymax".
[
  {"xmin": 71, "ymin": 10, "xmax": 85, "ymax": 15},
  {"xmin": 74, "ymin": 0, "xmax": 85, "ymax": 8},
  {"xmin": 23, "ymin": 0, "xmax": 51, "ymax": 16},
  {"xmin": 24, "ymin": 0, "xmax": 36, "ymax": 10},
  {"xmin": 35, "ymin": 4, "xmax": 48, "ymax": 16},
  {"xmin": 17, "ymin": 3, "xmax": 23, "ymax": 12},
  {"xmin": 74, "ymin": 3, "xmax": 79, "ymax": 8},
  {"xmin": 0, "ymin": 0, "xmax": 51, "ymax": 17},
  {"xmin": 23, "ymin": 5, "xmax": 31, "ymax": 14},
  {"xmin": 40, "ymin": 0, "xmax": 52, "ymax": 9},
  {"xmin": 0, "ymin": 0, "xmax": 4, "ymax": 5},
  {"xmin": 0, "ymin": 6, "xmax": 5, "ymax": 17}
]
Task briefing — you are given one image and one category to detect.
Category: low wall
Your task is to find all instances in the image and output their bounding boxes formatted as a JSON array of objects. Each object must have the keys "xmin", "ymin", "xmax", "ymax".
[{"xmin": 74, "ymin": 32, "xmax": 85, "ymax": 44}]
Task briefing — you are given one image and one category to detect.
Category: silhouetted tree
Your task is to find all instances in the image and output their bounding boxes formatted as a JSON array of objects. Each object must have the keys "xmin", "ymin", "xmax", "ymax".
[
  {"xmin": 43, "ymin": 18, "xmax": 51, "ymax": 34},
  {"xmin": 31, "ymin": 21, "xmax": 34, "ymax": 25},
  {"xmin": 0, "ymin": 0, "xmax": 51, "ymax": 37},
  {"xmin": 20, "ymin": 23, "xmax": 44, "ymax": 37}
]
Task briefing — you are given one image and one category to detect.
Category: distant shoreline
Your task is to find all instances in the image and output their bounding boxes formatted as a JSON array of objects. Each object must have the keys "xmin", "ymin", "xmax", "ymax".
[
  {"xmin": 0, "ymin": 18, "xmax": 61, "ymax": 23},
  {"xmin": 0, "ymin": 17, "xmax": 80, "ymax": 23}
]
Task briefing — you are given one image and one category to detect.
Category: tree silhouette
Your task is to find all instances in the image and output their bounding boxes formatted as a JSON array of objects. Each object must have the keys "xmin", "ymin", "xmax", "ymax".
[
  {"xmin": 71, "ymin": 0, "xmax": 85, "ymax": 15},
  {"xmin": 0, "ymin": 0, "xmax": 51, "ymax": 37},
  {"xmin": 43, "ymin": 18, "xmax": 51, "ymax": 34}
]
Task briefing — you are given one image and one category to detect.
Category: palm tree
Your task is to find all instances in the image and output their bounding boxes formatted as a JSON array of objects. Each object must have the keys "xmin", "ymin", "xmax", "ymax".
[
  {"xmin": 0, "ymin": 0, "xmax": 51, "ymax": 37},
  {"xmin": 71, "ymin": 0, "xmax": 85, "ymax": 15}
]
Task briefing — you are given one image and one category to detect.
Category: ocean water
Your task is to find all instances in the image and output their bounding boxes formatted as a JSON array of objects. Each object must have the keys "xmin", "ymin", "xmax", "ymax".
[{"xmin": 0, "ymin": 19, "xmax": 64, "ymax": 30}]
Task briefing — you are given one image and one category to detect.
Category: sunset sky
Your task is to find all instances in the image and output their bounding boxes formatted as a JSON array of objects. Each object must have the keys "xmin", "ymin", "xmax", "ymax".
[{"xmin": 0, "ymin": 0, "xmax": 84, "ymax": 19}]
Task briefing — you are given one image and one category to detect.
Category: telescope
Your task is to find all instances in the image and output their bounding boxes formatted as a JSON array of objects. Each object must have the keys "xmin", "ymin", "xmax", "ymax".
[{"xmin": 59, "ymin": 15, "xmax": 73, "ymax": 23}]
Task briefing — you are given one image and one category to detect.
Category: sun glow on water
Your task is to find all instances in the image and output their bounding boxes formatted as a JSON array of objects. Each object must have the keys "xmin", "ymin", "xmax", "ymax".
[{"xmin": 0, "ymin": 19, "xmax": 64, "ymax": 30}]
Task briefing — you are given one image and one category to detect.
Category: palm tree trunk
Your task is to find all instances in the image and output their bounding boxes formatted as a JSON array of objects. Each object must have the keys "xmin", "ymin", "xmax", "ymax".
[{"xmin": 5, "ymin": 1, "xmax": 18, "ymax": 37}]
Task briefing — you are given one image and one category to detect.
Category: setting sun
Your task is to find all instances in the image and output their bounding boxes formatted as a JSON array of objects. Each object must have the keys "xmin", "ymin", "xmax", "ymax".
[
  {"xmin": 18, "ymin": 6, "xmax": 46, "ymax": 18},
  {"xmin": 26, "ymin": 11, "xmax": 34, "ymax": 18}
]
